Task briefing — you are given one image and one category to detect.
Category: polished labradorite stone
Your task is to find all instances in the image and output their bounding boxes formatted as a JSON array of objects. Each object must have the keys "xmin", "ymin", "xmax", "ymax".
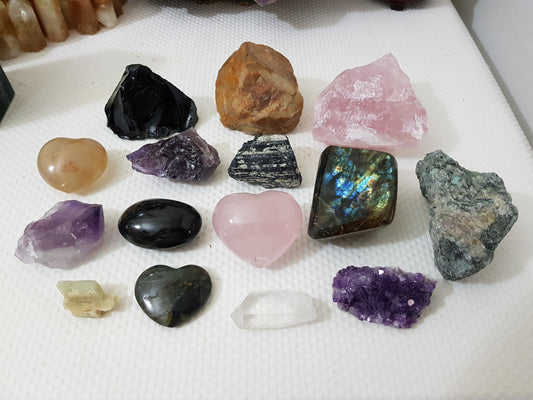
[
  {"xmin": 308, "ymin": 147, "xmax": 397, "ymax": 239},
  {"xmin": 135, "ymin": 265, "xmax": 212, "ymax": 327}
]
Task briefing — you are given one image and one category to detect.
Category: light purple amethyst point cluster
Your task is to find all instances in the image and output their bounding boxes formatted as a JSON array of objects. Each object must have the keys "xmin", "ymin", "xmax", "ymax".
[
  {"xmin": 15, "ymin": 200, "xmax": 104, "ymax": 269},
  {"xmin": 332, "ymin": 266, "xmax": 436, "ymax": 328}
]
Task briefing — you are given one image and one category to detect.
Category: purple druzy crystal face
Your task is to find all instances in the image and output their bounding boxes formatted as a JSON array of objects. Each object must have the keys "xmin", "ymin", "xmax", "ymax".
[
  {"xmin": 126, "ymin": 128, "xmax": 220, "ymax": 182},
  {"xmin": 332, "ymin": 266, "xmax": 436, "ymax": 328},
  {"xmin": 15, "ymin": 200, "xmax": 104, "ymax": 269}
]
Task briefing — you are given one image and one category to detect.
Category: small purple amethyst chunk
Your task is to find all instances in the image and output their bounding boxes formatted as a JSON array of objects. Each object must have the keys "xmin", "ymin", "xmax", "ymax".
[
  {"xmin": 126, "ymin": 128, "xmax": 220, "ymax": 182},
  {"xmin": 15, "ymin": 200, "xmax": 104, "ymax": 269},
  {"xmin": 332, "ymin": 266, "xmax": 436, "ymax": 328}
]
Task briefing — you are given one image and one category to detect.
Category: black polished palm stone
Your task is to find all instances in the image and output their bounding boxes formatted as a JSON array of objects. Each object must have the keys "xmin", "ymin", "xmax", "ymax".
[
  {"xmin": 308, "ymin": 147, "xmax": 398, "ymax": 239},
  {"xmin": 118, "ymin": 199, "xmax": 202, "ymax": 249},
  {"xmin": 105, "ymin": 64, "xmax": 198, "ymax": 140},
  {"xmin": 135, "ymin": 265, "xmax": 212, "ymax": 327}
]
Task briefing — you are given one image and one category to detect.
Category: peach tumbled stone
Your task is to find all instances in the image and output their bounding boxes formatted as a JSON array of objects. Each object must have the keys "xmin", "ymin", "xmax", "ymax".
[{"xmin": 37, "ymin": 137, "xmax": 107, "ymax": 193}]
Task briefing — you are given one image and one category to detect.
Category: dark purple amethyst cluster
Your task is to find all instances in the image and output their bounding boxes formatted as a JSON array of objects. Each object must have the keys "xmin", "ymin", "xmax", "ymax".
[
  {"xmin": 126, "ymin": 128, "xmax": 220, "ymax": 182},
  {"xmin": 332, "ymin": 266, "xmax": 436, "ymax": 328}
]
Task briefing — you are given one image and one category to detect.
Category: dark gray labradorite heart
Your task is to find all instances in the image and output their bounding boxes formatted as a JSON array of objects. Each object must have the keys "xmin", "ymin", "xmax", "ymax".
[
  {"xmin": 135, "ymin": 265, "xmax": 212, "ymax": 327},
  {"xmin": 118, "ymin": 198, "xmax": 202, "ymax": 249}
]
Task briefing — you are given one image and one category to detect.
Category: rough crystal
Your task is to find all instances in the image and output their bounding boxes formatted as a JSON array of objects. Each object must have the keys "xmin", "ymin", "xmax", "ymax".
[
  {"xmin": 15, "ymin": 200, "xmax": 104, "ymax": 268},
  {"xmin": 228, "ymin": 134, "xmax": 302, "ymax": 188},
  {"xmin": 0, "ymin": 2, "xmax": 21, "ymax": 60},
  {"xmin": 308, "ymin": 147, "xmax": 397, "ymax": 239},
  {"xmin": 118, "ymin": 199, "xmax": 202, "ymax": 249},
  {"xmin": 416, "ymin": 150, "xmax": 518, "ymax": 280},
  {"xmin": 92, "ymin": 0, "xmax": 117, "ymax": 28},
  {"xmin": 313, "ymin": 53, "xmax": 428, "ymax": 149},
  {"xmin": 7, "ymin": 0, "xmax": 47, "ymax": 52},
  {"xmin": 37, "ymin": 137, "xmax": 108, "ymax": 193},
  {"xmin": 69, "ymin": 0, "xmax": 99, "ymax": 35},
  {"xmin": 135, "ymin": 264, "xmax": 212, "ymax": 327},
  {"xmin": 333, "ymin": 266, "xmax": 436, "ymax": 329},
  {"xmin": 231, "ymin": 290, "xmax": 317, "ymax": 330},
  {"xmin": 32, "ymin": 0, "xmax": 69, "ymax": 42},
  {"xmin": 126, "ymin": 128, "xmax": 220, "ymax": 182},
  {"xmin": 216, "ymin": 41, "xmax": 303, "ymax": 135},
  {"xmin": 212, "ymin": 191, "xmax": 302, "ymax": 268},
  {"xmin": 105, "ymin": 64, "xmax": 198, "ymax": 140},
  {"xmin": 57, "ymin": 280, "xmax": 116, "ymax": 318}
]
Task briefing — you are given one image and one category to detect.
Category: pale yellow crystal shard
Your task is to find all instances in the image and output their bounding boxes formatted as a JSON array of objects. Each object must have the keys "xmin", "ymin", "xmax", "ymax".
[{"xmin": 57, "ymin": 280, "xmax": 116, "ymax": 318}]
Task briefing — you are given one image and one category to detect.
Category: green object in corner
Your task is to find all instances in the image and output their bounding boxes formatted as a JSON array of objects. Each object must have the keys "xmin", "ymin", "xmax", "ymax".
[{"xmin": 0, "ymin": 66, "xmax": 14, "ymax": 122}]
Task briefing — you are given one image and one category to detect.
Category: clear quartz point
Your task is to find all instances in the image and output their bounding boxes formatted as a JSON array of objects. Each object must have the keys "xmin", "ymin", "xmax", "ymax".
[{"xmin": 231, "ymin": 290, "xmax": 317, "ymax": 330}]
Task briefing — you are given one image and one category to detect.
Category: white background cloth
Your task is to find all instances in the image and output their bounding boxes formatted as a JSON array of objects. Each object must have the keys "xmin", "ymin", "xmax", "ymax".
[{"xmin": 1, "ymin": 0, "xmax": 532, "ymax": 399}]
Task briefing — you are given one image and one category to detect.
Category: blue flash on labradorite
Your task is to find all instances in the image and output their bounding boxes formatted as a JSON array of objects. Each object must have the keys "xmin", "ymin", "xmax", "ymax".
[{"xmin": 308, "ymin": 147, "xmax": 398, "ymax": 239}]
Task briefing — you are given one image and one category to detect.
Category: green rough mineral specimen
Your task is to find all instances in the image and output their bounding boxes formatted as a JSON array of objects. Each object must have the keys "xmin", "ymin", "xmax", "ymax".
[
  {"xmin": 0, "ymin": 66, "xmax": 14, "ymax": 122},
  {"xmin": 416, "ymin": 150, "xmax": 518, "ymax": 280}
]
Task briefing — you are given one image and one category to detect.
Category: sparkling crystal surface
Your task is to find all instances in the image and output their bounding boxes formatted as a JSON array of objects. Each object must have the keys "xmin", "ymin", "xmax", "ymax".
[
  {"xmin": 37, "ymin": 137, "xmax": 108, "ymax": 193},
  {"xmin": 228, "ymin": 134, "xmax": 302, "ymax": 188},
  {"xmin": 313, "ymin": 53, "xmax": 428, "ymax": 149},
  {"xmin": 416, "ymin": 150, "xmax": 519, "ymax": 280},
  {"xmin": 126, "ymin": 128, "xmax": 220, "ymax": 182},
  {"xmin": 118, "ymin": 199, "xmax": 202, "ymax": 249},
  {"xmin": 15, "ymin": 200, "xmax": 104, "ymax": 268},
  {"xmin": 105, "ymin": 64, "xmax": 198, "ymax": 140},
  {"xmin": 212, "ymin": 191, "xmax": 302, "ymax": 268},
  {"xmin": 308, "ymin": 147, "xmax": 397, "ymax": 239},
  {"xmin": 231, "ymin": 290, "xmax": 317, "ymax": 330},
  {"xmin": 333, "ymin": 266, "xmax": 436, "ymax": 329},
  {"xmin": 57, "ymin": 280, "xmax": 116, "ymax": 318},
  {"xmin": 135, "ymin": 264, "xmax": 212, "ymax": 327}
]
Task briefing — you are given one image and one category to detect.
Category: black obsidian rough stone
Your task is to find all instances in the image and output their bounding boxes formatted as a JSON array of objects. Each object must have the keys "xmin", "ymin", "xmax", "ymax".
[
  {"xmin": 105, "ymin": 64, "xmax": 198, "ymax": 140},
  {"xmin": 135, "ymin": 264, "xmax": 212, "ymax": 327},
  {"xmin": 118, "ymin": 198, "xmax": 202, "ymax": 249}
]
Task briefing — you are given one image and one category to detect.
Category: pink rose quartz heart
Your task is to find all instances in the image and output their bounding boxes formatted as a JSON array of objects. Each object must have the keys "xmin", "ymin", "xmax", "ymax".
[{"xmin": 212, "ymin": 191, "xmax": 302, "ymax": 267}]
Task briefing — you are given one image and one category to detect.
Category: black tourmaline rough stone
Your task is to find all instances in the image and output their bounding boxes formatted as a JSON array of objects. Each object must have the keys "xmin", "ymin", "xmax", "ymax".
[
  {"xmin": 228, "ymin": 134, "xmax": 302, "ymax": 188},
  {"xmin": 416, "ymin": 150, "xmax": 518, "ymax": 280},
  {"xmin": 135, "ymin": 265, "xmax": 212, "ymax": 327},
  {"xmin": 105, "ymin": 64, "xmax": 198, "ymax": 140}
]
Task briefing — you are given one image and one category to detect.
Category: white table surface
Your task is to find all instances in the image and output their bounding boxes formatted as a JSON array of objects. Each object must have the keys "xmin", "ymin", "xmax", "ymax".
[{"xmin": 1, "ymin": 1, "xmax": 532, "ymax": 399}]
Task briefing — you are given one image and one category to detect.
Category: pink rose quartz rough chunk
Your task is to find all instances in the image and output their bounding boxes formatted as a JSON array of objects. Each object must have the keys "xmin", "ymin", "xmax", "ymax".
[
  {"xmin": 313, "ymin": 53, "xmax": 428, "ymax": 149},
  {"xmin": 212, "ymin": 191, "xmax": 302, "ymax": 268}
]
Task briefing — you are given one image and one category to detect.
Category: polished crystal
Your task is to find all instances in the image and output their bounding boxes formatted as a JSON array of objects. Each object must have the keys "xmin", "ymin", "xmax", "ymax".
[
  {"xmin": 118, "ymin": 199, "xmax": 202, "ymax": 249},
  {"xmin": 135, "ymin": 265, "xmax": 212, "ymax": 327},
  {"xmin": 37, "ymin": 137, "xmax": 108, "ymax": 193},
  {"xmin": 308, "ymin": 147, "xmax": 397, "ymax": 239},
  {"xmin": 212, "ymin": 191, "xmax": 302, "ymax": 268}
]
